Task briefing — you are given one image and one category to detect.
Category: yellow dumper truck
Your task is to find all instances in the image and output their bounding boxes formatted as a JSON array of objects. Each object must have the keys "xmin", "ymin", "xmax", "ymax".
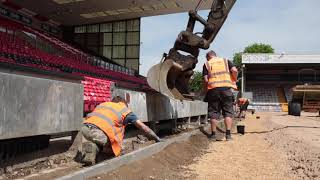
[{"xmin": 288, "ymin": 85, "xmax": 320, "ymax": 116}]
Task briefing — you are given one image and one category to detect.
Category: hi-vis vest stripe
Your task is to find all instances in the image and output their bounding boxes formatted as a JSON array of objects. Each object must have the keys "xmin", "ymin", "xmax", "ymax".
[
  {"xmin": 87, "ymin": 112, "xmax": 123, "ymax": 145},
  {"xmin": 84, "ymin": 102, "xmax": 131, "ymax": 156},
  {"xmin": 95, "ymin": 105, "xmax": 128, "ymax": 124},
  {"xmin": 205, "ymin": 57, "xmax": 237, "ymax": 90}
]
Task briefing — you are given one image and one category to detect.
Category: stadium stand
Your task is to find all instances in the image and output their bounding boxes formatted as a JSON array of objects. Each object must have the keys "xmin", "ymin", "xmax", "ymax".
[
  {"xmin": 246, "ymin": 86, "xmax": 282, "ymax": 112},
  {"xmin": 0, "ymin": 17, "xmax": 151, "ymax": 112},
  {"xmin": 82, "ymin": 76, "xmax": 113, "ymax": 112},
  {"xmin": 276, "ymin": 87, "xmax": 288, "ymax": 112},
  {"xmin": 284, "ymin": 86, "xmax": 293, "ymax": 102},
  {"xmin": 247, "ymin": 86, "xmax": 279, "ymax": 103}
]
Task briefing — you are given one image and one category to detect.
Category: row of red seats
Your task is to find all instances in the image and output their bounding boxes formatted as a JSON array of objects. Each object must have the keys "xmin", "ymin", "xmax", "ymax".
[
  {"xmin": 0, "ymin": 56, "xmax": 150, "ymax": 113},
  {"xmin": 24, "ymin": 26, "xmax": 86, "ymax": 62},
  {"xmin": 0, "ymin": 17, "xmax": 85, "ymax": 62},
  {"xmin": 1, "ymin": 42, "xmax": 142, "ymax": 84},
  {"xmin": 1, "ymin": 19, "xmax": 148, "ymax": 84},
  {"xmin": 0, "ymin": 31, "xmax": 148, "ymax": 86},
  {"xmin": 0, "ymin": 53, "xmax": 142, "ymax": 104},
  {"xmin": 0, "ymin": 17, "xmax": 23, "ymax": 30},
  {"xmin": 0, "ymin": 21, "xmax": 151, "ymax": 112},
  {"xmin": 82, "ymin": 76, "xmax": 113, "ymax": 112}
]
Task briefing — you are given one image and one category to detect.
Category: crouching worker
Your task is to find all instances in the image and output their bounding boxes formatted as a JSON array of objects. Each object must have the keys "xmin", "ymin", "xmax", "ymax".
[
  {"xmin": 81, "ymin": 95, "xmax": 162, "ymax": 165},
  {"xmin": 237, "ymin": 97, "xmax": 250, "ymax": 119}
]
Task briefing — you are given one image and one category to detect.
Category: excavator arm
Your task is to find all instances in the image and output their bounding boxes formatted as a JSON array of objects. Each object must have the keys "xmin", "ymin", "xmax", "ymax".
[{"xmin": 147, "ymin": 0, "xmax": 237, "ymax": 100}]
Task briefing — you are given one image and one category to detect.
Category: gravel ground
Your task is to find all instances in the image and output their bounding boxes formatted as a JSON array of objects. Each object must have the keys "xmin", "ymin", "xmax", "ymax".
[
  {"xmin": 3, "ymin": 112, "xmax": 319, "ymax": 180},
  {"xmin": 187, "ymin": 112, "xmax": 320, "ymax": 180},
  {"xmin": 94, "ymin": 112, "xmax": 320, "ymax": 180},
  {"xmin": 89, "ymin": 133, "xmax": 210, "ymax": 180},
  {"xmin": 265, "ymin": 112, "xmax": 320, "ymax": 179},
  {"xmin": 186, "ymin": 113, "xmax": 294, "ymax": 180},
  {"xmin": 0, "ymin": 138, "xmax": 80, "ymax": 180}
]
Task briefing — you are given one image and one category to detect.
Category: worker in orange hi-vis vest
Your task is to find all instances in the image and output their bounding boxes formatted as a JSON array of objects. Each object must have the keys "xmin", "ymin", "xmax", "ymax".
[
  {"xmin": 81, "ymin": 95, "xmax": 162, "ymax": 165},
  {"xmin": 203, "ymin": 50, "xmax": 238, "ymax": 141},
  {"xmin": 237, "ymin": 97, "xmax": 250, "ymax": 119}
]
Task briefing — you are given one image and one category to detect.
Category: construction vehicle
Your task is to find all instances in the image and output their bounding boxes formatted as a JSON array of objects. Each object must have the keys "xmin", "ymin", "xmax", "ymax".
[
  {"xmin": 288, "ymin": 85, "xmax": 320, "ymax": 116},
  {"xmin": 147, "ymin": 0, "xmax": 237, "ymax": 100}
]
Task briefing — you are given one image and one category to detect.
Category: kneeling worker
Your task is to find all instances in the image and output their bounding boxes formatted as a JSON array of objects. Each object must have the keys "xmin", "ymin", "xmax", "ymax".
[{"xmin": 81, "ymin": 95, "xmax": 161, "ymax": 165}]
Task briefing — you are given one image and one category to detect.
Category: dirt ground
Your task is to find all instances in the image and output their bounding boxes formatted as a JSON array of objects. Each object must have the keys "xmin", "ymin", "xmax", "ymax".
[
  {"xmin": 265, "ymin": 112, "xmax": 320, "ymax": 179},
  {"xmin": 92, "ymin": 112, "xmax": 320, "ymax": 180},
  {"xmin": 1, "ymin": 123, "xmax": 203, "ymax": 180},
  {"xmin": 89, "ymin": 133, "xmax": 210, "ymax": 180},
  {"xmin": 2, "ymin": 112, "xmax": 319, "ymax": 179},
  {"xmin": 0, "ymin": 138, "xmax": 81, "ymax": 180}
]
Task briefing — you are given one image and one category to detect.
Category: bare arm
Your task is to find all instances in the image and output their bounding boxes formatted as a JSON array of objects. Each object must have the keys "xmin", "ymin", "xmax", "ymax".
[
  {"xmin": 133, "ymin": 120, "xmax": 161, "ymax": 142},
  {"xmin": 202, "ymin": 75, "xmax": 208, "ymax": 95},
  {"xmin": 203, "ymin": 75, "xmax": 209, "ymax": 84},
  {"xmin": 230, "ymin": 67, "xmax": 238, "ymax": 81}
]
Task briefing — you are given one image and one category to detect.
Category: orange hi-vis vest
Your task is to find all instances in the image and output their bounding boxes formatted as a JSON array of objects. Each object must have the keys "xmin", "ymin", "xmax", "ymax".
[
  {"xmin": 84, "ymin": 102, "xmax": 132, "ymax": 156},
  {"xmin": 205, "ymin": 57, "xmax": 237, "ymax": 90}
]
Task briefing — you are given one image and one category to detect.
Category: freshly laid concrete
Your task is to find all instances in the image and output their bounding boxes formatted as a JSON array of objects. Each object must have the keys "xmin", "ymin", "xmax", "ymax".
[
  {"xmin": 56, "ymin": 129, "xmax": 202, "ymax": 180},
  {"xmin": 0, "ymin": 71, "xmax": 83, "ymax": 140}
]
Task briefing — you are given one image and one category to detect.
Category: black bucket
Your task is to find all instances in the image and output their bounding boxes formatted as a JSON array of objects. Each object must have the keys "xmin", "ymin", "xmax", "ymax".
[{"xmin": 237, "ymin": 125, "xmax": 245, "ymax": 135}]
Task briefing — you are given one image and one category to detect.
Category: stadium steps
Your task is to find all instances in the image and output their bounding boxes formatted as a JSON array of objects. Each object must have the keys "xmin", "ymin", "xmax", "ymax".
[
  {"xmin": 277, "ymin": 87, "xmax": 288, "ymax": 112},
  {"xmin": 247, "ymin": 86, "xmax": 282, "ymax": 112},
  {"xmin": 284, "ymin": 86, "xmax": 293, "ymax": 102},
  {"xmin": 0, "ymin": 19, "xmax": 152, "ymax": 112},
  {"xmin": 82, "ymin": 76, "xmax": 113, "ymax": 112}
]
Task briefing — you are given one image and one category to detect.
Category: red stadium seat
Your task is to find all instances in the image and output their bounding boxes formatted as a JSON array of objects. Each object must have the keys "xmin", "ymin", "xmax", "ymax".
[{"xmin": 0, "ymin": 18, "xmax": 150, "ymax": 113}]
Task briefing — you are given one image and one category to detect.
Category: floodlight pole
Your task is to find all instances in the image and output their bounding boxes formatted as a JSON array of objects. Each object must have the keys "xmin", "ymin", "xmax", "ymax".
[{"xmin": 241, "ymin": 64, "xmax": 245, "ymax": 95}]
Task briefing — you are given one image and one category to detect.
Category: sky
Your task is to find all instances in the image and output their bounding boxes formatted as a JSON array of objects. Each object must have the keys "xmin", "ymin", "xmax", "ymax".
[{"xmin": 139, "ymin": 0, "xmax": 320, "ymax": 76}]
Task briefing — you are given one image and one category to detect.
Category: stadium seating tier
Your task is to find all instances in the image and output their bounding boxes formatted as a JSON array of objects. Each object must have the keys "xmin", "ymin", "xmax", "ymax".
[{"xmin": 0, "ymin": 18, "xmax": 151, "ymax": 113}]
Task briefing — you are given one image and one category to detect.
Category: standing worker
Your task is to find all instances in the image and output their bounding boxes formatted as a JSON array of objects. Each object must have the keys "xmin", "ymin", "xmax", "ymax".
[
  {"xmin": 203, "ymin": 50, "xmax": 238, "ymax": 141},
  {"xmin": 81, "ymin": 95, "xmax": 162, "ymax": 165}
]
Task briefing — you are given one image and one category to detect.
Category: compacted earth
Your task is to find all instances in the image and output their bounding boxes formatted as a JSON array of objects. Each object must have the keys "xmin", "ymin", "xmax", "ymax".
[
  {"xmin": 1, "ymin": 112, "xmax": 319, "ymax": 180},
  {"xmin": 91, "ymin": 112, "xmax": 320, "ymax": 180}
]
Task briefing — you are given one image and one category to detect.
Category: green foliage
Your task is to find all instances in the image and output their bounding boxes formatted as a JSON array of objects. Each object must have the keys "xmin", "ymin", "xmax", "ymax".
[
  {"xmin": 232, "ymin": 43, "xmax": 274, "ymax": 68},
  {"xmin": 233, "ymin": 52, "xmax": 242, "ymax": 68},
  {"xmin": 243, "ymin": 43, "xmax": 274, "ymax": 53},
  {"xmin": 189, "ymin": 71, "xmax": 203, "ymax": 92}
]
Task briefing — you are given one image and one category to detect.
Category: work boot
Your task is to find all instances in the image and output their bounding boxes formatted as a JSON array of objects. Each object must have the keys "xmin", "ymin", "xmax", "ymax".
[
  {"xmin": 82, "ymin": 141, "xmax": 99, "ymax": 166},
  {"xmin": 226, "ymin": 134, "xmax": 232, "ymax": 141},
  {"xmin": 208, "ymin": 134, "xmax": 223, "ymax": 141},
  {"xmin": 208, "ymin": 134, "xmax": 217, "ymax": 141}
]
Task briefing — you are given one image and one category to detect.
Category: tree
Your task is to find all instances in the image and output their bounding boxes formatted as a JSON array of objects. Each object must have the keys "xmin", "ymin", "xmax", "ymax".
[
  {"xmin": 244, "ymin": 43, "xmax": 274, "ymax": 53},
  {"xmin": 233, "ymin": 52, "xmax": 242, "ymax": 68},
  {"xmin": 233, "ymin": 43, "xmax": 274, "ymax": 67},
  {"xmin": 189, "ymin": 71, "xmax": 203, "ymax": 93}
]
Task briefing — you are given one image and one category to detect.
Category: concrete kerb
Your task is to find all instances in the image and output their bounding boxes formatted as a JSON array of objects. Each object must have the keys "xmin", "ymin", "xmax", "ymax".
[{"xmin": 56, "ymin": 129, "xmax": 201, "ymax": 180}]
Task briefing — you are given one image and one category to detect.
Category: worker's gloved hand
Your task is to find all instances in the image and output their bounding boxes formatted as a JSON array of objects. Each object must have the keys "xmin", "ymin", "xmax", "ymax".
[
  {"xmin": 155, "ymin": 136, "xmax": 165, "ymax": 142},
  {"xmin": 155, "ymin": 136, "xmax": 161, "ymax": 142},
  {"xmin": 144, "ymin": 127, "xmax": 163, "ymax": 142}
]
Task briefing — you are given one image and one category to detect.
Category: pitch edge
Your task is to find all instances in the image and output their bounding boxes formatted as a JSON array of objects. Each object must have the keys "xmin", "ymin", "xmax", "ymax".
[{"xmin": 56, "ymin": 129, "xmax": 202, "ymax": 180}]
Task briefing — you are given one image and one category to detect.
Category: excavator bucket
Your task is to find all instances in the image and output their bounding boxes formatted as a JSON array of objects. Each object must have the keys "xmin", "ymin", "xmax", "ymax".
[
  {"xmin": 147, "ymin": 0, "xmax": 237, "ymax": 100},
  {"xmin": 147, "ymin": 59, "xmax": 185, "ymax": 100}
]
